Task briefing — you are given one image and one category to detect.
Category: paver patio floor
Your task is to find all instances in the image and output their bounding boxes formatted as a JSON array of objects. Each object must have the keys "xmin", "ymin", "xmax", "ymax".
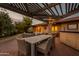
[
  {"xmin": 0, "ymin": 38, "xmax": 18, "ymax": 56},
  {"xmin": 0, "ymin": 36, "xmax": 79, "ymax": 56}
]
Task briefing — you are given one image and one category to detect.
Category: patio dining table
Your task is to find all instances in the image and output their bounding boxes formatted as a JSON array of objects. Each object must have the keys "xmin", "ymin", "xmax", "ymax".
[{"xmin": 23, "ymin": 35, "xmax": 52, "ymax": 56}]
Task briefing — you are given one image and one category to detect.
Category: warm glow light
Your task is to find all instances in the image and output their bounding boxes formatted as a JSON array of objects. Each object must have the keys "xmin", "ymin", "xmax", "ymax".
[
  {"xmin": 55, "ymin": 26, "xmax": 58, "ymax": 31},
  {"xmin": 51, "ymin": 26, "xmax": 58, "ymax": 32},
  {"xmin": 52, "ymin": 26, "xmax": 55, "ymax": 32},
  {"xmin": 34, "ymin": 26, "xmax": 46, "ymax": 33}
]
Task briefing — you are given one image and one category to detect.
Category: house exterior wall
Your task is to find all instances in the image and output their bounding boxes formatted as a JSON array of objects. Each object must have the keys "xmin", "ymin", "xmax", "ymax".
[
  {"xmin": 33, "ymin": 25, "xmax": 46, "ymax": 34},
  {"xmin": 32, "ymin": 25, "xmax": 60, "ymax": 34}
]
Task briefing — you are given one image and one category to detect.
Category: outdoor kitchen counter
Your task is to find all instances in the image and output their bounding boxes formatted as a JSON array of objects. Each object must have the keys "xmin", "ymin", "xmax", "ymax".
[{"xmin": 60, "ymin": 31, "xmax": 79, "ymax": 51}]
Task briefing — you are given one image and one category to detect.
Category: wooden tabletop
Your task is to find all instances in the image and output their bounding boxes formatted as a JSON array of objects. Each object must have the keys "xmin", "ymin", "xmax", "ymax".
[{"xmin": 23, "ymin": 35, "xmax": 52, "ymax": 44}]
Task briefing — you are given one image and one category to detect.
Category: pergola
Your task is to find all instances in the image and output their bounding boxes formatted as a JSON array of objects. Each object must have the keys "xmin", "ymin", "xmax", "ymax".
[{"xmin": 0, "ymin": 3, "xmax": 79, "ymax": 22}]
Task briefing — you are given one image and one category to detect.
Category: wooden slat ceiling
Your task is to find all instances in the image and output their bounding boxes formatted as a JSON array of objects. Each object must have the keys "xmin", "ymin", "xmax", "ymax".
[{"xmin": 0, "ymin": 3, "xmax": 79, "ymax": 22}]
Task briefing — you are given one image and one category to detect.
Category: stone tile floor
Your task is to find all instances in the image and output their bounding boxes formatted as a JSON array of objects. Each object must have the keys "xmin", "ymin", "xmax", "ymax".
[{"xmin": 0, "ymin": 37, "xmax": 79, "ymax": 56}]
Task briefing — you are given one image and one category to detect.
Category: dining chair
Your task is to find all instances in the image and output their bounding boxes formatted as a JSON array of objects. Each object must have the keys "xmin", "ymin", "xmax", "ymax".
[
  {"xmin": 50, "ymin": 35, "xmax": 55, "ymax": 50},
  {"xmin": 36, "ymin": 37, "xmax": 53, "ymax": 56},
  {"xmin": 16, "ymin": 38, "xmax": 30, "ymax": 56}
]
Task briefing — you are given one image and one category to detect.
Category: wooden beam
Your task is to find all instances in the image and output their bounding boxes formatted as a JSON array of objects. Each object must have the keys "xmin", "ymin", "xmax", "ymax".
[
  {"xmin": 32, "ymin": 14, "xmax": 52, "ymax": 16},
  {"xmin": 35, "ymin": 3, "xmax": 42, "ymax": 9},
  {"xmin": 69, "ymin": 3, "xmax": 72, "ymax": 11},
  {"xmin": 44, "ymin": 3, "xmax": 53, "ymax": 16},
  {"xmin": 60, "ymin": 8, "xmax": 79, "ymax": 19},
  {"xmin": 35, "ymin": 3, "xmax": 49, "ymax": 15},
  {"xmin": 28, "ymin": 4, "xmax": 36, "ymax": 12},
  {"xmin": 0, "ymin": 4, "xmax": 51, "ymax": 22},
  {"xmin": 42, "ymin": 4, "xmax": 54, "ymax": 16},
  {"xmin": 34, "ymin": 3, "xmax": 59, "ymax": 13},
  {"xmin": 74, "ymin": 3, "xmax": 78, "ymax": 9},
  {"xmin": 0, "ymin": 4, "xmax": 52, "ymax": 16},
  {"xmin": 44, "ymin": 11, "xmax": 49, "ymax": 15},
  {"xmin": 68, "ymin": 3, "xmax": 71, "ymax": 12},
  {"xmin": 0, "ymin": 3, "xmax": 61, "ymax": 22},
  {"xmin": 65, "ymin": 3, "xmax": 68, "ymax": 13},
  {"xmin": 54, "ymin": 6, "xmax": 59, "ymax": 16},
  {"xmin": 45, "ymin": 3, "xmax": 56, "ymax": 16},
  {"xmin": 59, "ymin": 4, "xmax": 63, "ymax": 15},
  {"xmin": 78, "ymin": 4, "xmax": 79, "ymax": 8},
  {"xmin": 70, "ymin": 3, "xmax": 74, "ymax": 11},
  {"xmin": 31, "ymin": 3, "xmax": 40, "ymax": 10},
  {"xmin": 32, "ymin": 4, "xmax": 61, "ymax": 19},
  {"xmin": 24, "ymin": 3, "xmax": 30, "ymax": 12},
  {"xmin": 0, "ymin": 4, "xmax": 31, "ymax": 16},
  {"xmin": 32, "ymin": 15, "xmax": 46, "ymax": 22},
  {"xmin": 50, "ymin": 8, "xmax": 56, "ymax": 15}
]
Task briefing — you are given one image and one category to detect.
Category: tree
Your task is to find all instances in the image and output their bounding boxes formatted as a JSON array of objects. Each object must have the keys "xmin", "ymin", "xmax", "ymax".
[
  {"xmin": 15, "ymin": 16, "xmax": 32, "ymax": 33},
  {"xmin": 15, "ymin": 22, "xmax": 26, "ymax": 33},
  {"xmin": 23, "ymin": 16, "xmax": 32, "ymax": 32},
  {"xmin": 0, "ymin": 12, "xmax": 15, "ymax": 37}
]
